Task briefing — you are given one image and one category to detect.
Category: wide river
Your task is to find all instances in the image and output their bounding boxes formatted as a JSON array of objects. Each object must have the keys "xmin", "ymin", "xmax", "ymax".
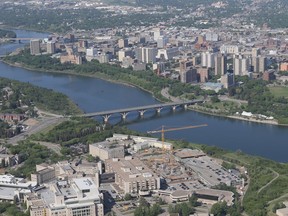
[{"xmin": 0, "ymin": 29, "xmax": 287, "ymax": 162}]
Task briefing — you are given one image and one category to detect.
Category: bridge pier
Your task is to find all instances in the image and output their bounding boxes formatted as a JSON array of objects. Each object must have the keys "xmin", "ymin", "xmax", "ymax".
[
  {"xmin": 103, "ymin": 114, "xmax": 111, "ymax": 123},
  {"xmin": 156, "ymin": 107, "xmax": 163, "ymax": 114},
  {"xmin": 120, "ymin": 112, "xmax": 129, "ymax": 120},
  {"xmin": 172, "ymin": 105, "xmax": 178, "ymax": 112},
  {"xmin": 139, "ymin": 110, "xmax": 146, "ymax": 118}
]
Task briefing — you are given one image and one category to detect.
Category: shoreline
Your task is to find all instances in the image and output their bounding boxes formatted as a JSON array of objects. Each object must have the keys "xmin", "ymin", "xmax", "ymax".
[{"xmin": 1, "ymin": 59, "xmax": 287, "ymax": 127}]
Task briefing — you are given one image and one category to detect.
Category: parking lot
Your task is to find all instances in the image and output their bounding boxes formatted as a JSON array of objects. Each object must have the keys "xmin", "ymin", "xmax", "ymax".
[{"xmin": 182, "ymin": 156, "xmax": 242, "ymax": 186}]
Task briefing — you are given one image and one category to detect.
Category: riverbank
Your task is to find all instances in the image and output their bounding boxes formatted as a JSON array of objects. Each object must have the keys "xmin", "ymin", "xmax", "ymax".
[{"xmin": 2, "ymin": 58, "xmax": 287, "ymax": 127}]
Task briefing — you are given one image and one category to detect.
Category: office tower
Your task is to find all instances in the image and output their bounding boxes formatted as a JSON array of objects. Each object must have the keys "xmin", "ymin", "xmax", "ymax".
[
  {"xmin": 221, "ymin": 73, "xmax": 235, "ymax": 88},
  {"xmin": 47, "ymin": 41, "xmax": 55, "ymax": 54},
  {"xmin": 215, "ymin": 53, "xmax": 227, "ymax": 75},
  {"xmin": 157, "ymin": 36, "xmax": 168, "ymax": 48},
  {"xmin": 118, "ymin": 38, "xmax": 129, "ymax": 48},
  {"xmin": 179, "ymin": 60, "xmax": 193, "ymax": 73},
  {"xmin": 79, "ymin": 40, "xmax": 88, "ymax": 48},
  {"xmin": 86, "ymin": 47, "xmax": 98, "ymax": 57},
  {"xmin": 153, "ymin": 28, "xmax": 163, "ymax": 41},
  {"xmin": 180, "ymin": 68, "xmax": 197, "ymax": 83},
  {"xmin": 135, "ymin": 47, "xmax": 157, "ymax": 63},
  {"xmin": 30, "ymin": 39, "xmax": 41, "ymax": 55}
]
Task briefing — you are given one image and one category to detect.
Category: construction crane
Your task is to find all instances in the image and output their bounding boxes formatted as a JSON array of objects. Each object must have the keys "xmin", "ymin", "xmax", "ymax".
[{"xmin": 147, "ymin": 124, "xmax": 208, "ymax": 151}]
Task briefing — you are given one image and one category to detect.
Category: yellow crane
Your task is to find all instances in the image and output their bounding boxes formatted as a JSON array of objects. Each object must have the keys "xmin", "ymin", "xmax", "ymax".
[{"xmin": 147, "ymin": 124, "xmax": 208, "ymax": 151}]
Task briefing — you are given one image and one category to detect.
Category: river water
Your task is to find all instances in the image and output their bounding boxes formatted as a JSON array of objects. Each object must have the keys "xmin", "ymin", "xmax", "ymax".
[{"xmin": 0, "ymin": 29, "xmax": 287, "ymax": 162}]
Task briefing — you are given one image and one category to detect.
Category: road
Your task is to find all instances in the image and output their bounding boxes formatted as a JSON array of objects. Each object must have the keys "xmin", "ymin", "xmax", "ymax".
[
  {"xmin": 7, "ymin": 117, "xmax": 66, "ymax": 145},
  {"xmin": 257, "ymin": 168, "xmax": 279, "ymax": 194}
]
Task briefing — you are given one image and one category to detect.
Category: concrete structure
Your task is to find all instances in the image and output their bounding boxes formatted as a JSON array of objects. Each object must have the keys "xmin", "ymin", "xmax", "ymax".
[
  {"xmin": 233, "ymin": 55, "xmax": 248, "ymax": 76},
  {"xmin": 157, "ymin": 36, "xmax": 168, "ymax": 48},
  {"xmin": 135, "ymin": 47, "xmax": 157, "ymax": 63},
  {"xmin": 201, "ymin": 52, "xmax": 215, "ymax": 68},
  {"xmin": 205, "ymin": 33, "xmax": 218, "ymax": 42},
  {"xmin": 215, "ymin": 53, "xmax": 227, "ymax": 75},
  {"xmin": 0, "ymin": 174, "xmax": 37, "ymax": 202},
  {"xmin": 105, "ymin": 156, "xmax": 161, "ymax": 194},
  {"xmin": 26, "ymin": 178, "xmax": 104, "ymax": 216},
  {"xmin": 180, "ymin": 68, "xmax": 198, "ymax": 83},
  {"xmin": 118, "ymin": 49, "xmax": 133, "ymax": 62},
  {"xmin": 89, "ymin": 141, "xmax": 125, "ymax": 161},
  {"xmin": 86, "ymin": 47, "xmax": 98, "ymax": 57},
  {"xmin": 153, "ymin": 28, "xmax": 163, "ymax": 41},
  {"xmin": 263, "ymin": 70, "xmax": 276, "ymax": 81},
  {"xmin": 195, "ymin": 189, "xmax": 234, "ymax": 206},
  {"xmin": 79, "ymin": 100, "xmax": 203, "ymax": 121},
  {"xmin": 198, "ymin": 67, "xmax": 209, "ymax": 83},
  {"xmin": 47, "ymin": 41, "xmax": 56, "ymax": 54},
  {"xmin": 220, "ymin": 45, "xmax": 240, "ymax": 54},
  {"xmin": 276, "ymin": 207, "xmax": 288, "ymax": 216},
  {"xmin": 118, "ymin": 38, "xmax": 129, "ymax": 48},
  {"xmin": 156, "ymin": 47, "xmax": 179, "ymax": 60},
  {"xmin": 31, "ymin": 164, "xmax": 55, "ymax": 184},
  {"xmin": 221, "ymin": 73, "xmax": 235, "ymax": 88},
  {"xmin": 30, "ymin": 39, "xmax": 41, "ymax": 55}
]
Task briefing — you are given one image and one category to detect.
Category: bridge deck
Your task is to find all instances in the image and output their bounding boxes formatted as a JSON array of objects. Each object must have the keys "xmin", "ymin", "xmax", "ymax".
[{"xmin": 79, "ymin": 100, "xmax": 203, "ymax": 117}]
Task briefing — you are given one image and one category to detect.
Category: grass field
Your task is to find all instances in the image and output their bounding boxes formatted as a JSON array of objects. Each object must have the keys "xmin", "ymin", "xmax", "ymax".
[{"xmin": 269, "ymin": 86, "xmax": 288, "ymax": 98}]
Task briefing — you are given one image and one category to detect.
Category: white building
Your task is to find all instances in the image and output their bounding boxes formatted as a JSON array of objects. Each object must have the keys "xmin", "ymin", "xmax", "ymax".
[
  {"xmin": 26, "ymin": 178, "xmax": 104, "ymax": 216},
  {"xmin": 220, "ymin": 45, "xmax": 240, "ymax": 54},
  {"xmin": 156, "ymin": 47, "xmax": 179, "ymax": 60},
  {"xmin": 233, "ymin": 55, "xmax": 248, "ymax": 76},
  {"xmin": 201, "ymin": 52, "xmax": 215, "ymax": 68}
]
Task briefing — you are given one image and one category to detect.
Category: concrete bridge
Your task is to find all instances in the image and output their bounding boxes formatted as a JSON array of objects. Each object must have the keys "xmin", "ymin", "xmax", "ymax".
[{"xmin": 78, "ymin": 100, "xmax": 203, "ymax": 122}]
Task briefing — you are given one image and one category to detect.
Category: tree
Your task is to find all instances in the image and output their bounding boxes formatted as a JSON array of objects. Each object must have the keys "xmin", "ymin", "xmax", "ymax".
[
  {"xmin": 124, "ymin": 193, "xmax": 132, "ymax": 201},
  {"xmin": 211, "ymin": 95, "xmax": 220, "ymax": 103},
  {"xmin": 210, "ymin": 201, "xmax": 228, "ymax": 216}
]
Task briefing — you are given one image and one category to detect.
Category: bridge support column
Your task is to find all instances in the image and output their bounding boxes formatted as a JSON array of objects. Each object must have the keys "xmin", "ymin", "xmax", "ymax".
[
  {"xmin": 120, "ymin": 112, "xmax": 129, "ymax": 120},
  {"xmin": 156, "ymin": 107, "xmax": 163, "ymax": 114},
  {"xmin": 172, "ymin": 105, "xmax": 178, "ymax": 112},
  {"xmin": 103, "ymin": 115, "xmax": 111, "ymax": 123},
  {"xmin": 139, "ymin": 110, "xmax": 146, "ymax": 118}
]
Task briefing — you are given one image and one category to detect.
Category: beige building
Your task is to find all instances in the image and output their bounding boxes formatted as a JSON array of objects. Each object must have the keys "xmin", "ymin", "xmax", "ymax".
[
  {"xmin": 105, "ymin": 156, "xmax": 161, "ymax": 195},
  {"xmin": 31, "ymin": 164, "xmax": 55, "ymax": 184},
  {"xmin": 89, "ymin": 141, "xmax": 125, "ymax": 161},
  {"xmin": 26, "ymin": 178, "xmax": 104, "ymax": 216},
  {"xmin": 30, "ymin": 39, "xmax": 41, "ymax": 55}
]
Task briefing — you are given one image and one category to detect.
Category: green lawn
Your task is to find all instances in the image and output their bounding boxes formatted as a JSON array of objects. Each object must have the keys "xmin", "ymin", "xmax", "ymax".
[{"xmin": 269, "ymin": 86, "xmax": 288, "ymax": 98}]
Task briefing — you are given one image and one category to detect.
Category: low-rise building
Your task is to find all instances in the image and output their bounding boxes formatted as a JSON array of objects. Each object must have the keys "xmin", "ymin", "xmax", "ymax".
[{"xmin": 89, "ymin": 141, "xmax": 125, "ymax": 161}]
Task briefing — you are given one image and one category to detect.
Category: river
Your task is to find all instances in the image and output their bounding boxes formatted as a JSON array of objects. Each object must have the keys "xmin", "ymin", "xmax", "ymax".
[{"xmin": 0, "ymin": 29, "xmax": 287, "ymax": 162}]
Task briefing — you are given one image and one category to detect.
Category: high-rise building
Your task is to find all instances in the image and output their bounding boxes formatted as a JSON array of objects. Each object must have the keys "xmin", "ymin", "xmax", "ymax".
[
  {"xmin": 205, "ymin": 33, "xmax": 219, "ymax": 42},
  {"xmin": 263, "ymin": 70, "xmax": 276, "ymax": 81},
  {"xmin": 198, "ymin": 67, "xmax": 209, "ymax": 83},
  {"xmin": 215, "ymin": 53, "xmax": 227, "ymax": 75},
  {"xmin": 180, "ymin": 68, "xmax": 197, "ymax": 83},
  {"xmin": 221, "ymin": 73, "xmax": 235, "ymax": 88},
  {"xmin": 157, "ymin": 36, "xmax": 168, "ymax": 48},
  {"xmin": 201, "ymin": 52, "xmax": 215, "ymax": 68},
  {"xmin": 233, "ymin": 55, "xmax": 248, "ymax": 76},
  {"xmin": 179, "ymin": 60, "xmax": 193, "ymax": 73},
  {"xmin": 86, "ymin": 47, "xmax": 98, "ymax": 57},
  {"xmin": 46, "ymin": 41, "xmax": 55, "ymax": 54},
  {"xmin": 135, "ymin": 47, "xmax": 157, "ymax": 63},
  {"xmin": 118, "ymin": 49, "xmax": 133, "ymax": 62},
  {"xmin": 79, "ymin": 40, "xmax": 88, "ymax": 48},
  {"xmin": 251, "ymin": 48, "xmax": 260, "ymax": 57},
  {"xmin": 259, "ymin": 56, "xmax": 267, "ymax": 73},
  {"xmin": 153, "ymin": 28, "xmax": 163, "ymax": 41},
  {"xmin": 30, "ymin": 39, "xmax": 41, "ymax": 55},
  {"xmin": 118, "ymin": 38, "xmax": 129, "ymax": 48}
]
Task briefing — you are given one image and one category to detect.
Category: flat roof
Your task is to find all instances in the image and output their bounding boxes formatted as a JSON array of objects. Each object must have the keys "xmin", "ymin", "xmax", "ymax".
[
  {"xmin": 73, "ymin": 178, "xmax": 97, "ymax": 191},
  {"xmin": 195, "ymin": 188, "xmax": 234, "ymax": 205},
  {"xmin": 105, "ymin": 157, "xmax": 157, "ymax": 182}
]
